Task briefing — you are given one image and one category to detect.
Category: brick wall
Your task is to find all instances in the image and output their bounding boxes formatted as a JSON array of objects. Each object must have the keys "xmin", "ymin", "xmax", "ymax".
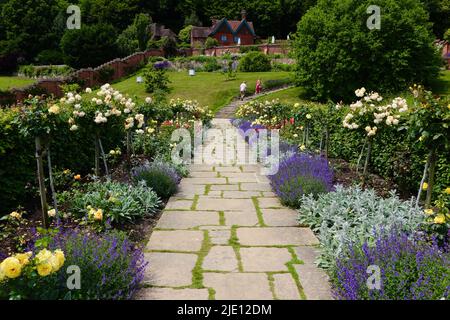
[
  {"xmin": 192, "ymin": 43, "xmax": 289, "ymax": 57},
  {"xmin": 2, "ymin": 48, "xmax": 163, "ymax": 105}
]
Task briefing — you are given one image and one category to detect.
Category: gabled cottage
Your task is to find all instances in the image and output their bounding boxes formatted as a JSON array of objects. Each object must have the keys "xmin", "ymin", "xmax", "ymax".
[{"xmin": 191, "ymin": 10, "xmax": 256, "ymax": 47}]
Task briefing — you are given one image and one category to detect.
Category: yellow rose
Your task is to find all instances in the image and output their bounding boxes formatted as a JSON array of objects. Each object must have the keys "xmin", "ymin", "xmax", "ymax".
[
  {"xmin": 54, "ymin": 249, "xmax": 65, "ymax": 269},
  {"xmin": 35, "ymin": 249, "xmax": 52, "ymax": 264},
  {"xmin": 48, "ymin": 209, "xmax": 56, "ymax": 218},
  {"xmin": 36, "ymin": 262, "xmax": 53, "ymax": 277},
  {"xmin": 48, "ymin": 105, "xmax": 60, "ymax": 114},
  {"xmin": 0, "ymin": 257, "xmax": 22, "ymax": 279},
  {"xmin": 94, "ymin": 209, "xmax": 103, "ymax": 221},
  {"xmin": 424, "ymin": 209, "xmax": 434, "ymax": 215},
  {"xmin": 63, "ymin": 169, "xmax": 71, "ymax": 175},
  {"xmin": 74, "ymin": 174, "xmax": 81, "ymax": 180},
  {"xmin": 445, "ymin": 187, "xmax": 450, "ymax": 195},
  {"xmin": 434, "ymin": 214, "xmax": 446, "ymax": 224},
  {"xmin": 9, "ymin": 211, "xmax": 22, "ymax": 219},
  {"xmin": 14, "ymin": 252, "xmax": 32, "ymax": 266},
  {"xmin": 422, "ymin": 182, "xmax": 428, "ymax": 191},
  {"xmin": 299, "ymin": 144, "xmax": 306, "ymax": 151}
]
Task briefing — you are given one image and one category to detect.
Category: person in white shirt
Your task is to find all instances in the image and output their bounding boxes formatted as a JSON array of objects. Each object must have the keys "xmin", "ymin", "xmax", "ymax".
[{"xmin": 240, "ymin": 81, "xmax": 247, "ymax": 101}]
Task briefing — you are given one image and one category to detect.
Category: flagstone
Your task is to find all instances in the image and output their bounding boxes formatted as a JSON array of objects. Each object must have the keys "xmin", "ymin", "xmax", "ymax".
[
  {"xmin": 215, "ymin": 166, "xmax": 241, "ymax": 172},
  {"xmin": 294, "ymin": 246, "xmax": 320, "ymax": 265},
  {"xmin": 182, "ymin": 177, "xmax": 227, "ymax": 185},
  {"xmin": 203, "ymin": 246, "xmax": 238, "ymax": 272},
  {"xmin": 273, "ymin": 274, "xmax": 301, "ymax": 300},
  {"xmin": 164, "ymin": 200, "xmax": 194, "ymax": 210},
  {"xmin": 295, "ymin": 264, "xmax": 333, "ymax": 300},
  {"xmin": 146, "ymin": 230, "xmax": 204, "ymax": 252},
  {"xmin": 209, "ymin": 230, "xmax": 231, "ymax": 245},
  {"xmin": 156, "ymin": 211, "xmax": 219, "ymax": 229},
  {"xmin": 143, "ymin": 252, "xmax": 197, "ymax": 287},
  {"xmin": 222, "ymin": 191, "xmax": 261, "ymax": 198},
  {"xmin": 240, "ymin": 247, "xmax": 291, "ymax": 272},
  {"xmin": 196, "ymin": 198, "xmax": 255, "ymax": 211},
  {"xmin": 210, "ymin": 184, "xmax": 240, "ymax": 191},
  {"xmin": 240, "ymin": 183, "xmax": 272, "ymax": 191},
  {"xmin": 257, "ymin": 197, "xmax": 283, "ymax": 208},
  {"xmin": 190, "ymin": 171, "xmax": 219, "ymax": 178},
  {"xmin": 237, "ymin": 227, "xmax": 319, "ymax": 246},
  {"xmin": 223, "ymin": 211, "xmax": 259, "ymax": 226},
  {"xmin": 203, "ymin": 273, "xmax": 273, "ymax": 300},
  {"xmin": 261, "ymin": 208, "xmax": 299, "ymax": 227}
]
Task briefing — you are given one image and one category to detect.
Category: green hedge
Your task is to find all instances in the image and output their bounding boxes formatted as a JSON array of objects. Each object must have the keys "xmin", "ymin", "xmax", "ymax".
[{"xmin": 0, "ymin": 107, "xmax": 124, "ymax": 215}]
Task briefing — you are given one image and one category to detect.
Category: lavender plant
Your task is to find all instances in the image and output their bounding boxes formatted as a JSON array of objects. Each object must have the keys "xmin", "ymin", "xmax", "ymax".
[
  {"xmin": 269, "ymin": 153, "xmax": 334, "ymax": 208},
  {"xmin": 332, "ymin": 230, "xmax": 450, "ymax": 300},
  {"xmin": 132, "ymin": 160, "xmax": 181, "ymax": 199},
  {"xmin": 26, "ymin": 227, "xmax": 147, "ymax": 300}
]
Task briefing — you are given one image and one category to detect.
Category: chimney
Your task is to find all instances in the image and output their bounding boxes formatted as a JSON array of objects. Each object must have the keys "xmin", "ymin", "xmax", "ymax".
[
  {"xmin": 210, "ymin": 16, "xmax": 218, "ymax": 25},
  {"xmin": 241, "ymin": 9, "xmax": 247, "ymax": 20}
]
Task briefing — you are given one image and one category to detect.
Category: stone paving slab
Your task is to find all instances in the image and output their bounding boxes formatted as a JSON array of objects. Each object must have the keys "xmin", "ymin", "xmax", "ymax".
[
  {"xmin": 257, "ymin": 197, "xmax": 283, "ymax": 208},
  {"xmin": 240, "ymin": 247, "xmax": 291, "ymax": 272},
  {"xmin": 273, "ymin": 274, "xmax": 301, "ymax": 300},
  {"xmin": 146, "ymin": 230, "xmax": 204, "ymax": 252},
  {"xmin": 295, "ymin": 264, "xmax": 333, "ymax": 300},
  {"xmin": 182, "ymin": 177, "xmax": 227, "ymax": 185},
  {"xmin": 190, "ymin": 171, "xmax": 219, "ymax": 178},
  {"xmin": 135, "ymin": 288, "xmax": 209, "ymax": 300},
  {"xmin": 156, "ymin": 211, "xmax": 219, "ymax": 229},
  {"xmin": 209, "ymin": 230, "xmax": 231, "ymax": 244},
  {"xmin": 237, "ymin": 227, "xmax": 319, "ymax": 246},
  {"xmin": 188, "ymin": 165, "xmax": 215, "ymax": 172},
  {"xmin": 262, "ymin": 209, "xmax": 299, "ymax": 227},
  {"xmin": 196, "ymin": 198, "xmax": 255, "ymax": 211},
  {"xmin": 204, "ymin": 273, "xmax": 273, "ymax": 300},
  {"xmin": 215, "ymin": 167, "xmax": 242, "ymax": 172},
  {"xmin": 240, "ymin": 183, "xmax": 272, "ymax": 191},
  {"xmin": 203, "ymin": 246, "xmax": 239, "ymax": 272},
  {"xmin": 224, "ymin": 211, "xmax": 259, "ymax": 226},
  {"xmin": 294, "ymin": 246, "xmax": 320, "ymax": 265},
  {"xmin": 222, "ymin": 191, "xmax": 262, "ymax": 198},
  {"xmin": 210, "ymin": 184, "xmax": 239, "ymax": 191},
  {"xmin": 164, "ymin": 199, "xmax": 194, "ymax": 210},
  {"xmin": 144, "ymin": 252, "xmax": 197, "ymax": 287}
]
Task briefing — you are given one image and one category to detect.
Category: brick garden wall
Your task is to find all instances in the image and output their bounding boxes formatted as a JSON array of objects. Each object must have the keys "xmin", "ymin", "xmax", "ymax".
[
  {"xmin": 1, "ymin": 48, "xmax": 163, "ymax": 105},
  {"xmin": 192, "ymin": 43, "xmax": 289, "ymax": 57}
]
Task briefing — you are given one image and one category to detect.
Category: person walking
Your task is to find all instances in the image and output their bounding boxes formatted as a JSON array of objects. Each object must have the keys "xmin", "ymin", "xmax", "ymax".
[
  {"xmin": 255, "ymin": 79, "xmax": 262, "ymax": 94},
  {"xmin": 240, "ymin": 81, "xmax": 247, "ymax": 101}
]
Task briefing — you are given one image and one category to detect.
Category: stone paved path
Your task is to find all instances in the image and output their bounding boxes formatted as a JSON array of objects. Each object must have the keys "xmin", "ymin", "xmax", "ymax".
[{"xmin": 135, "ymin": 113, "xmax": 332, "ymax": 300}]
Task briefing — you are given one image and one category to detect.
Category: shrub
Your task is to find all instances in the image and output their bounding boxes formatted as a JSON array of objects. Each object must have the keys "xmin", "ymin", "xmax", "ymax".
[
  {"xmin": 60, "ymin": 24, "xmax": 119, "ymax": 69},
  {"xmin": 239, "ymin": 51, "xmax": 271, "ymax": 72},
  {"xmin": 293, "ymin": 0, "xmax": 441, "ymax": 102},
  {"xmin": 332, "ymin": 230, "xmax": 450, "ymax": 300},
  {"xmin": 65, "ymin": 180, "xmax": 161, "ymax": 224},
  {"xmin": 240, "ymin": 45, "xmax": 260, "ymax": 53},
  {"xmin": 144, "ymin": 64, "xmax": 171, "ymax": 94},
  {"xmin": 204, "ymin": 37, "xmax": 219, "ymax": 49},
  {"xmin": 132, "ymin": 161, "xmax": 181, "ymax": 199},
  {"xmin": 298, "ymin": 185, "xmax": 426, "ymax": 269},
  {"xmin": 263, "ymin": 78, "xmax": 293, "ymax": 90},
  {"xmin": 178, "ymin": 25, "xmax": 193, "ymax": 44},
  {"xmin": 35, "ymin": 50, "xmax": 66, "ymax": 65},
  {"xmin": 269, "ymin": 153, "xmax": 333, "ymax": 207},
  {"xmin": 9, "ymin": 227, "xmax": 147, "ymax": 300}
]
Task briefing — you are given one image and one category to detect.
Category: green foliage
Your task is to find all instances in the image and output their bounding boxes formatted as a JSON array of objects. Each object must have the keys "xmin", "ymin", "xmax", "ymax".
[
  {"xmin": 239, "ymin": 46, "xmax": 260, "ymax": 54},
  {"xmin": 60, "ymin": 24, "xmax": 119, "ymax": 69},
  {"xmin": 204, "ymin": 37, "xmax": 219, "ymax": 49},
  {"xmin": 278, "ymin": 176, "xmax": 328, "ymax": 207},
  {"xmin": 239, "ymin": 52, "xmax": 271, "ymax": 72},
  {"xmin": 298, "ymin": 185, "xmax": 426, "ymax": 268},
  {"xmin": 116, "ymin": 13, "xmax": 152, "ymax": 56},
  {"xmin": 96, "ymin": 67, "xmax": 114, "ymax": 83},
  {"xmin": 18, "ymin": 65, "xmax": 74, "ymax": 78},
  {"xmin": 293, "ymin": 0, "xmax": 441, "ymax": 102},
  {"xmin": 263, "ymin": 78, "xmax": 293, "ymax": 90},
  {"xmin": 35, "ymin": 50, "xmax": 66, "ymax": 65},
  {"xmin": 144, "ymin": 65, "xmax": 171, "ymax": 94},
  {"xmin": 178, "ymin": 25, "xmax": 193, "ymax": 44},
  {"xmin": 132, "ymin": 164, "xmax": 179, "ymax": 199},
  {"xmin": 445, "ymin": 29, "xmax": 450, "ymax": 42},
  {"xmin": 64, "ymin": 180, "xmax": 161, "ymax": 225}
]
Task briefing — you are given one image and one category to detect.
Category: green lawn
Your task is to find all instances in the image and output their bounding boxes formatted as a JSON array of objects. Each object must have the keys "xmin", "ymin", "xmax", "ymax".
[
  {"xmin": 255, "ymin": 86, "xmax": 307, "ymax": 104},
  {"xmin": 0, "ymin": 76, "xmax": 35, "ymax": 90},
  {"xmin": 109, "ymin": 71, "xmax": 292, "ymax": 113},
  {"xmin": 430, "ymin": 70, "xmax": 450, "ymax": 96}
]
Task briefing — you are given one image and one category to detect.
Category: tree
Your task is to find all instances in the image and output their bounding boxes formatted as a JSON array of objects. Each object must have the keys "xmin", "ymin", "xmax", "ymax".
[
  {"xmin": 184, "ymin": 12, "xmax": 202, "ymax": 26},
  {"xmin": 444, "ymin": 29, "xmax": 450, "ymax": 42},
  {"xmin": 61, "ymin": 24, "xmax": 119, "ymax": 69},
  {"xmin": 178, "ymin": 25, "xmax": 193, "ymax": 44},
  {"xmin": 292, "ymin": 0, "xmax": 441, "ymax": 102},
  {"xmin": 116, "ymin": 13, "xmax": 152, "ymax": 56},
  {"xmin": 421, "ymin": 0, "xmax": 450, "ymax": 39},
  {"xmin": 204, "ymin": 37, "xmax": 219, "ymax": 49}
]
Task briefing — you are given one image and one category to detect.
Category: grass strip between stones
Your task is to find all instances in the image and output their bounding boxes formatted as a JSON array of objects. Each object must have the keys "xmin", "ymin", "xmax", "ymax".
[
  {"xmin": 286, "ymin": 247, "xmax": 306, "ymax": 300},
  {"xmin": 267, "ymin": 273, "xmax": 278, "ymax": 300},
  {"xmin": 228, "ymin": 225, "xmax": 243, "ymax": 272},
  {"xmin": 204, "ymin": 184, "xmax": 211, "ymax": 195},
  {"xmin": 192, "ymin": 230, "xmax": 212, "ymax": 289},
  {"xmin": 191, "ymin": 194, "xmax": 199, "ymax": 210},
  {"xmin": 251, "ymin": 197, "xmax": 267, "ymax": 227},
  {"xmin": 219, "ymin": 211, "xmax": 226, "ymax": 226}
]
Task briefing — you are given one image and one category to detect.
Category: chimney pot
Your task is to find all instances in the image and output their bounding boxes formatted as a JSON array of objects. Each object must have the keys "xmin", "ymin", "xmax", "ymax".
[{"xmin": 241, "ymin": 10, "xmax": 247, "ymax": 20}]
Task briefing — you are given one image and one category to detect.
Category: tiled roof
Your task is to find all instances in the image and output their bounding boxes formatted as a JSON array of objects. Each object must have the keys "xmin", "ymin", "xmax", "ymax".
[{"xmin": 191, "ymin": 26, "xmax": 212, "ymax": 38}]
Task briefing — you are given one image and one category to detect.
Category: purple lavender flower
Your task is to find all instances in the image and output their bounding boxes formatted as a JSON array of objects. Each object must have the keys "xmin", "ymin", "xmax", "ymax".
[{"xmin": 333, "ymin": 229, "xmax": 450, "ymax": 300}]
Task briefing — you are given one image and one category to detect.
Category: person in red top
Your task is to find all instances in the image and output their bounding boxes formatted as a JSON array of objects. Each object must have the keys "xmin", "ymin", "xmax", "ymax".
[{"xmin": 255, "ymin": 79, "xmax": 262, "ymax": 94}]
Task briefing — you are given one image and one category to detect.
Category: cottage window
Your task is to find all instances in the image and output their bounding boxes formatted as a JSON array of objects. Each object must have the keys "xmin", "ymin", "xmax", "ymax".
[
  {"xmin": 234, "ymin": 36, "xmax": 240, "ymax": 44},
  {"xmin": 221, "ymin": 35, "xmax": 227, "ymax": 42}
]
